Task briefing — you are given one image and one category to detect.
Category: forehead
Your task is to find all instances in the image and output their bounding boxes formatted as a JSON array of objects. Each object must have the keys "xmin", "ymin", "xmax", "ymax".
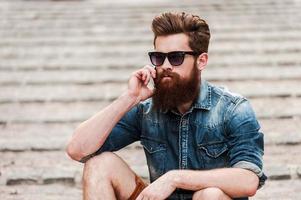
[{"xmin": 154, "ymin": 33, "xmax": 191, "ymax": 52}]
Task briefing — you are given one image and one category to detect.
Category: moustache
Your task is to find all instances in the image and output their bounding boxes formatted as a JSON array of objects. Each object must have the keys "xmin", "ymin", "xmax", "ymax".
[
  {"xmin": 155, "ymin": 70, "xmax": 179, "ymax": 83},
  {"xmin": 160, "ymin": 70, "xmax": 174, "ymax": 77}
]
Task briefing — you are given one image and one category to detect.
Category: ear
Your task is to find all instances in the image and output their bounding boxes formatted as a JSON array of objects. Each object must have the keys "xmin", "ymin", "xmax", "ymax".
[{"xmin": 196, "ymin": 53, "xmax": 208, "ymax": 71}]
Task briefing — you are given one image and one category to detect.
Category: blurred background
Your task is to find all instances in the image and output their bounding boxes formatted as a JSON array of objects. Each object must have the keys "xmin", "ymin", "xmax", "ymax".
[{"xmin": 0, "ymin": 0, "xmax": 301, "ymax": 199}]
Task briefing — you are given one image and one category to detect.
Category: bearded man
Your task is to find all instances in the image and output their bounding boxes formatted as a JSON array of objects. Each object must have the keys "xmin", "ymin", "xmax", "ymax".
[{"xmin": 66, "ymin": 12, "xmax": 266, "ymax": 200}]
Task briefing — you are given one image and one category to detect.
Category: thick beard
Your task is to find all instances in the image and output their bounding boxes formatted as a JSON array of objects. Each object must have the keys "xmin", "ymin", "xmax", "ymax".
[{"xmin": 152, "ymin": 63, "xmax": 200, "ymax": 111}]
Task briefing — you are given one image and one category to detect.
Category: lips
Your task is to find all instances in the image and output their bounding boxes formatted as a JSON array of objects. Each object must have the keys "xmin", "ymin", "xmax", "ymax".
[
  {"xmin": 161, "ymin": 75, "xmax": 172, "ymax": 80},
  {"xmin": 155, "ymin": 71, "xmax": 176, "ymax": 85},
  {"xmin": 162, "ymin": 73, "xmax": 173, "ymax": 78}
]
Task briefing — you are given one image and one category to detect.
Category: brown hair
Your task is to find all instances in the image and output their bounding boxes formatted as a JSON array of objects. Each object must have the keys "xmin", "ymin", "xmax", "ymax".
[{"xmin": 151, "ymin": 12, "xmax": 210, "ymax": 54}]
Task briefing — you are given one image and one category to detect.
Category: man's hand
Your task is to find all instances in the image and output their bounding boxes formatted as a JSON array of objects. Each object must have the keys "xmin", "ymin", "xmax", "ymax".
[
  {"xmin": 127, "ymin": 65, "xmax": 156, "ymax": 105},
  {"xmin": 136, "ymin": 172, "xmax": 176, "ymax": 200}
]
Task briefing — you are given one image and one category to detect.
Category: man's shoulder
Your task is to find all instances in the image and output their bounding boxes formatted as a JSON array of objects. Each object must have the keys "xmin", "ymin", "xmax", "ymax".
[
  {"xmin": 208, "ymin": 81, "xmax": 246, "ymax": 106},
  {"xmin": 207, "ymin": 81, "xmax": 256, "ymax": 122}
]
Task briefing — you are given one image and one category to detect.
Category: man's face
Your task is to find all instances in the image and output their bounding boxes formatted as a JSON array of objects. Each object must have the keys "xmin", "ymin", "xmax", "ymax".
[
  {"xmin": 152, "ymin": 33, "xmax": 201, "ymax": 111},
  {"xmin": 154, "ymin": 33, "xmax": 196, "ymax": 81}
]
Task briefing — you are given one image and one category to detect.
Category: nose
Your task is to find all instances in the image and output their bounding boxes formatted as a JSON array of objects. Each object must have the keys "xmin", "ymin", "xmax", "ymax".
[{"xmin": 161, "ymin": 57, "xmax": 173, "ymax": 71}]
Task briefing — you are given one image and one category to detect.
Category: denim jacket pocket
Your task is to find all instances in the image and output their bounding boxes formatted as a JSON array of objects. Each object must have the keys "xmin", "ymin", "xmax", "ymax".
[
  {"xmin": 197, "ymin": 142, "xmax": 230, "ymax": 169},
  {"xmin": 141, "ymin": 138, "xmax": 166, "ymax": 182}
]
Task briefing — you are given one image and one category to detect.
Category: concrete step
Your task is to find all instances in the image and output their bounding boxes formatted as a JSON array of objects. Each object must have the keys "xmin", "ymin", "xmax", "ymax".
[
  {"xmin": 0, "ymin": 101, "xmax": 110, "ymax": 124},
  {"xmin": 264, "ymin": 144, "xmax": 301, "ymax": 179},
  {"xmin": 0, "ymin": 123, "xmax": 76, "ymax": 152},
  {"xmin": 1, "ymin": 25, "xmax": 300, "ymax": 38},
  {"xmin": 260, "ymin": 118, "xmax": 301, "ymax": 145},
  {"xmin": 1, "ymin": 41, "xmax": 301, "ymax": 60},
  {"xmin": 0, "ymin": 57, "xmax": 299, "ymax": 71},
  {"xmin": 1, "ymin": 23, "xmax": 300, "ymax": 35},
  {"xmin": 2, "ymin": 6, "xmax": 300, "ymax": 21},
  {"xmin": 0, "ymin": 184, "xmax": 82, "ymax": 200},
  {"xmin": 1, "ymin": 33, "xmax": 301, "ymax": 46},
  {"xmin": 253, "ymin": 179, "xmax": 301, "ymax": 200},
  {"xmin": 1, "ymin": 66, "xmax": 300, "ymax": 86},
  {"xmin": 0, "ymin": 148, "xmax": 148, "ymax": 186},
  {"xmin": 3, "ymin": 1, "xmax": 300, "ymax": 17},
  {"xmin": 1, "ymin": 28, "xmax": 301, "ymax": 40}
]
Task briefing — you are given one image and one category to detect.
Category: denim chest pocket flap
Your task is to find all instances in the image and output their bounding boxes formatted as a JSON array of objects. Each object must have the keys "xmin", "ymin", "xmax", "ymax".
[
  {"xmin": 141, "ymin": 138, "xmax": 166, "ymax": 153},
  {"xmin": 198, "ymin": 142, "xmax": 228, "ymax": 158}
]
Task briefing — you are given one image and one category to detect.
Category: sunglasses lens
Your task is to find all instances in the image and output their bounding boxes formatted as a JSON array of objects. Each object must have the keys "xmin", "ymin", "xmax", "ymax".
[
  {"xmin": 149, "ymin": 52, "xmax": 165, "ymax": 66},
  {"xmin": 168, "ymin": 52, "xmax": 184, "ymax": 66}
]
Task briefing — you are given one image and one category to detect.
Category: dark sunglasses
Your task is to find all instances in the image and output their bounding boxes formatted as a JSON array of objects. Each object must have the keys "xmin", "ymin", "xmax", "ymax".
[{"xmin": 148, "ymin": 51, "xmax": 199, "ymax": 67}]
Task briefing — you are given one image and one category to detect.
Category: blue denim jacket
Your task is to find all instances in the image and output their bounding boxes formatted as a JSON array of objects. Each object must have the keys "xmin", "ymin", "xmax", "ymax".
[{"xmin": 82, "ymin": 80, "xmax": 267, "ymax": 200}]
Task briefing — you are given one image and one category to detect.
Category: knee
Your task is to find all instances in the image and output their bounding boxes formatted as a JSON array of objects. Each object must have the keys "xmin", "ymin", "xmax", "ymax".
[
  {"xmin": 192, "ymin": 187, "xmax": 229, "ymax": 200},
  {"xmin": 83, "ymin": 152, "xmax": 120, "ymax": 178}
]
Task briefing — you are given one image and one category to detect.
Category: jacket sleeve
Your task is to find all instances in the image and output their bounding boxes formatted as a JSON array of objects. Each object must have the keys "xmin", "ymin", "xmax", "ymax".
[
  {"xmin": 225, "ymin": 98, "xmax": 267, "ymax": 189},
  {"xmin": 79, "ymin": 104, "xmax": 142, "ymax": 163}
]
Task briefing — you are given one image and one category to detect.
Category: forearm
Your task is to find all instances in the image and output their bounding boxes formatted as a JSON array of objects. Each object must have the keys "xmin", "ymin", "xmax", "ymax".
[
  {"xmin": 66, "ymin": 91, "xmax": 137, "ymax": 161},
  {"xmin": 170, "ymin": 168, "xmax": 259, "ymax": 198}
]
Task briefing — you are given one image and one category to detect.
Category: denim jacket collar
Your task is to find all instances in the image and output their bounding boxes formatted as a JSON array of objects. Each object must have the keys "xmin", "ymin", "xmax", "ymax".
[{"xmin": 193, "ymin": 79, "xmax": 212, "ymax": 111}]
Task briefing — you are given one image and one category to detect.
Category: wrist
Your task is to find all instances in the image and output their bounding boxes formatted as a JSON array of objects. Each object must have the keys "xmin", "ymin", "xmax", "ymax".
[
  {"xmin": 122, "ymin": 91, "xmax": 140, "ymax": 107},
  {"xmin": 167, "ymin": 170, "xmax": 181, "ymax": 189}
]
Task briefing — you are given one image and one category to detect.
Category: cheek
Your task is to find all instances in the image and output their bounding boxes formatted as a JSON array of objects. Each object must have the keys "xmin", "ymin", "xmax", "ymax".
[{"xmin": 178, "ymin": 59, "xmax": 195, "ymax": 75}]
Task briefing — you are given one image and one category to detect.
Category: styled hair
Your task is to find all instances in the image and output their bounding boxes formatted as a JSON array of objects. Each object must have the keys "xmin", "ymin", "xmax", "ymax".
[{"xmin": 151, "ymin": 12, "xmax": 210, "ymax": 54}]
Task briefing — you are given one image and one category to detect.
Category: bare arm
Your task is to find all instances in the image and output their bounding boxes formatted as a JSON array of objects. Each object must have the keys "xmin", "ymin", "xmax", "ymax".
[
  {"xmin": 66, "ymin": 65, "xmax": 156, "ymax": 161},
  {"xmin": 169, "ymin": 168, "xmax": 259, "ymax": 198}
]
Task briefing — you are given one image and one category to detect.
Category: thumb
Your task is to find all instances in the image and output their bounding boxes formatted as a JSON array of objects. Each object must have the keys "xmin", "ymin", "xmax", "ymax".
[
  {"xmin": 147, "ymin": 88, "xmax": 154, "ymax": 97},
  {"xmin": 141, "ymin": 88, "xmax": 154, "ymax": 101}
]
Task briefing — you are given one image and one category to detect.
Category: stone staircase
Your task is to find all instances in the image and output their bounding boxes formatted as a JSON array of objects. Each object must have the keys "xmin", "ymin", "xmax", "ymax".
[{"xmin": 0, "ymin": 0, "xmax": 301, "ymax": 199}]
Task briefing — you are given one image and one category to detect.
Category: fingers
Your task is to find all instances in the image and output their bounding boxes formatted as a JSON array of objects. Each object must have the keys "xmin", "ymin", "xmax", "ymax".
[
  {"xmin": 135, "ymin": 193, "xmax": 145, "ymax": 200},
  {"xmin": 143, "ymin": 65, "xmax": 156, "ymax": 85},
  {"xmin": 134, "ymin": 65, "xmax": 156, "ymax": 86},
  {"xmin": 136, "ymin": 194, "xmax": 149, "ymax": 200},
  {"xmin": 143, "ymin": 69, "xmax": 150, "ymax": 85},
  {"xmin": 144, "ymin": 65, "xmax": 156, "ymax": 79},
  {"xmin": 136, "ymin": 195, "xmax": 158, "ymax": 200}
]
